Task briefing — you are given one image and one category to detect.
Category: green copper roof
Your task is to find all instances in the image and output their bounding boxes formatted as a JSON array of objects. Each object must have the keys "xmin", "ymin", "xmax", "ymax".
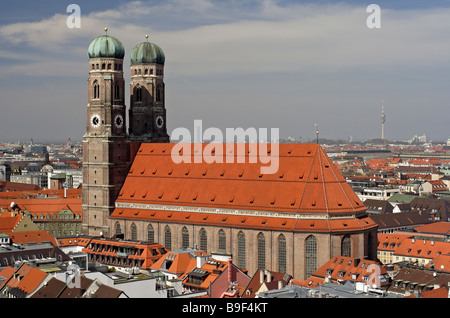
[
  {"xmin": 130, "ymin": 41, "xmax": 165, "ymax": 65},
  {"xmin": 88, "ymin": 35, "xmax": 125, "ymax": 59}
]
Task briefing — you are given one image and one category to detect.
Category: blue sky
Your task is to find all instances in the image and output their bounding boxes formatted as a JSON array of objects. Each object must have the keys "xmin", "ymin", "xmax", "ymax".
[{"xmin": 0, "ymin": 0, "xmax": 449, "ymax": 143}]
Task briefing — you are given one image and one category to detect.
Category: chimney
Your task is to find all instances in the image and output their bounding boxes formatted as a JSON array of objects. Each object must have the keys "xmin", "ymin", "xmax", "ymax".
[
  {"xmin": 278, "ymin": 280, "xmax": 283, "ymax": 290},
  {"xmin": 266, "ymin": 270, "xmax": 272, "ymax": 283},
  {"xmin": 260, "ymin": 269, "xmax": 264, "ymax": 284},
  {"xmin": 196, "ymin": 254, "xmax": 209, "ymax": 269}
]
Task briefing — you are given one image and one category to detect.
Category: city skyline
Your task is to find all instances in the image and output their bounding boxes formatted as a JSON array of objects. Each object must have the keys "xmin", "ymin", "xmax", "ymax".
[{"xmin": 1, "ymin": 0, "xmax": 450, "ymax": 143}]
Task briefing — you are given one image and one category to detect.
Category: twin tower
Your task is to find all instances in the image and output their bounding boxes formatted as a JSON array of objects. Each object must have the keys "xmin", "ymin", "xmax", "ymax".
[{"xmin": 82, "ymin": 29, "xmax": 169, "ymax": 237}]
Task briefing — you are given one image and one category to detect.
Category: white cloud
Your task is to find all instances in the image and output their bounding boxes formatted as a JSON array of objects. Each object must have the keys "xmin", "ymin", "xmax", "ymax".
[
  {"xmin": 0, "ymin": 1, "xmax": 449, "ymax": 141},
  {"xmin": 1, "ymin": 2, "xmax": 450, "ymax": 78}
]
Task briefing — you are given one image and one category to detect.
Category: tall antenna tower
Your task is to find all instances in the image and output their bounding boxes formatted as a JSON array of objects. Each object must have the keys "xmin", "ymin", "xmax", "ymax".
[{"xmin": 380, "ymin": 100, "xmax": 386, "ymax": 141}]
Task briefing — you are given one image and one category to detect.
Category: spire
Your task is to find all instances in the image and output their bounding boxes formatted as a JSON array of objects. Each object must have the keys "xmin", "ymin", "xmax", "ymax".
[
  {"xmin": 381, "ymin": 100, "xmax": 386, "ymax": 141},
  {"xmin": 315, "ymin": 123, "xmax": 319, "ymax": 144},
  {"xmin": 145, "ymin": 34, "xmax": 149, "ymax": 42},
  {"xmin": 104, "ymin": 27, "xmax": 108, "ymax": 35}
]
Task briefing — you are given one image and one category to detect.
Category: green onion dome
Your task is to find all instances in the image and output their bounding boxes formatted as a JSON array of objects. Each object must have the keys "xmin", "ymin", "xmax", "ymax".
[
  {"xmin": 130, "ymin": 38, "xmax": 165, "ymax": 65},
  {"xmin": 88, "ymin": 29, "xmax": 125, "ymax": 59}
]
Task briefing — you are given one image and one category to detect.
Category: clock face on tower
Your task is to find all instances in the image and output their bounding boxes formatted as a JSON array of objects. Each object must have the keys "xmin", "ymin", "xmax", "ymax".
[
  {"xmin": 91, "ymin": 114, "xmax": 101, "ymax": 128},
  {"xmin": 114, "ymin": 114, "xmax": 124, "ymax": 129},
  {"xmin": 156, "ymin": 115, "xmax": 164, "ymax": 129}
]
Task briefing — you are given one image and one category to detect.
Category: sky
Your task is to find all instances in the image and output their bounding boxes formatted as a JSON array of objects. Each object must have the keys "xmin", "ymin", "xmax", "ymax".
[{"xmin": 0, "ymin": 0, "xmax": 449, "ymax": 143}]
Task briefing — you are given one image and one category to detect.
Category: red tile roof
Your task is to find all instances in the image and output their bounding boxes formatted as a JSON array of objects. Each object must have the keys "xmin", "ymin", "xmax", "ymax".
[
  {"xmin": 82, "ymin": 238, "xmax": 168, "ymax": 270},
  {"xmin": 293, "ymin": 255, "xmax": 388, "ymax": 287},
  {"xmin": 182, "ymin": 259, "xmax": 229, "ymax": 290},
  {"xmin": 420, "ymin": 285, "xmax": 449, "ymax": 298},
  {"xmin": 150, "ymin": 248, "xmax": 206, "ymax": 276},
  {"xmin": 394, "ymin": 237, "xmax": 450, "ymax": 260},
  {"xmin": 115, "ymin": 143, "xmax": 366, "ymax": 216},
  {"xmin": 0, "ymin": 197, "xmax": 82, "ymax": 219},
  {"xmin": 9, "ymin": 230, "xmax": 57, "ymax": 245},
  {"xmin": 414, "ymin": 222, "xmax": 450, "ymax": 236},
  {"xmin": 4, "ymin": 263, "xmax": 47, "ymax": 296},
  {"xmin": 111, "ymin": 143, "xmax": 376, "ymax": 233}
]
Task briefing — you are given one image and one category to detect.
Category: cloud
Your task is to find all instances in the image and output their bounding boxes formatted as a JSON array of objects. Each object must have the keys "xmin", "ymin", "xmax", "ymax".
[
  {"xmin": 0, "ymin": 1, "xmax": 449, "ymax": 141},
  {"xmin": 2, "ymin": 1, "xmax": 450, "ymax": 78}
]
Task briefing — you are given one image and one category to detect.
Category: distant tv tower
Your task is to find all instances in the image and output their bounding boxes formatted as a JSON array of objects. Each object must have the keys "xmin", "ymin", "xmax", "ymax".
[{"xmin": 380, "ymin": 100, "xmax": 386, "ymax": 141}]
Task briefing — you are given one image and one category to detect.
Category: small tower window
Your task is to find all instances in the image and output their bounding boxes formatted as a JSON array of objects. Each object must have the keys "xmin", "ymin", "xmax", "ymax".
[
  {"xmin": 107, "ymin": 63, "xmax": 111, "ymax": 70},
  {"xmin": 102, "ymin": 63, "xmax": 105, "ymax": 70},
  {"xmin": 156, "ymin": 88, "xmax": 161, "ymax": 102},
  {"xmin": 134, "ymin": 69, "xmax": 137, "ymax": 75},
  {"xmin": 93, "ymin": 82, "xmax": 100, "ymax": 99},
  {"xmin": 136, "ymin": 86, "xmax": 142, "ymax": 102},
  {"xmin": 145, "ymin": 69, "xmax": 148, "ymax": 75},
  {"xmin": 115, "ymin": 83, "xmax": 120, "ymax": 100}
]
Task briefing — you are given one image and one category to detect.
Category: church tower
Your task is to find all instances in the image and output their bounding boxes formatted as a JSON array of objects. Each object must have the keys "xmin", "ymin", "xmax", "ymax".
[
  {"xmin": 129, "ymin": 35, "xmax": 169, "ymax": 142},
  {"xmin": 82, "ymin": 29, "xmax": 131, "ymax": 237}
]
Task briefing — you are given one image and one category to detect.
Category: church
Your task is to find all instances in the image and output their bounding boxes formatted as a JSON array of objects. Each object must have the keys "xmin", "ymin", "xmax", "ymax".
[{"xmin": 81, "ymin": 30, "xmax": 378, "ymax": 280}]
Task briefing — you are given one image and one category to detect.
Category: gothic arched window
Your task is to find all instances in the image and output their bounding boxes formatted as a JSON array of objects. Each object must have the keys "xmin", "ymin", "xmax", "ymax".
[
  {"xmin": 199, "ymin": 228, "xmax": 207, "ymax": 252},
  {"xmin": 135, "ymin": 86, "xmax": 142, "ymax": 102},
  {"xmin": 257, "ymin": 232, "xmax": 266, "ymax": 269},
  {"xmin": 341, "ymin": 235, "xmax": 352, "ymax": 257},
  {"xmin": 305, "ymin": 235, "xmax": 317, "ymax": 279},
  {"xmin": 93, "ymin": 82, "xmax": 100, "ymax": 99},
  {"xmin": 218, "ymin": 229, "xmax": 226, "ymax": 253},
  {"xmin": 131, "ymin": 223, "xmax": 138, "ymax": 241},
  {"xmin": 114, "ymin": 83, "xmax": 120, "ymax": 100},
  {"xmin": 115, "ymin": 222, "xmax": 121, "ymax": 236},
  {"xmin": 237, "ymin": 231, "xmax": 246, "ymax": 269},
  {"xmin": 278, "ymin": 234, "xmax": 287, "ymax": 273},
  {"xmin": 164, "ymin": 226, "xmax": 171, "ymax": 250},
  {"xmin": 182, "ymin": 226, "xmax": 189, "ymax": 248},
  {"xmin": 147, "ymin": 224, "xmax": 154, "ymax": 243}
]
